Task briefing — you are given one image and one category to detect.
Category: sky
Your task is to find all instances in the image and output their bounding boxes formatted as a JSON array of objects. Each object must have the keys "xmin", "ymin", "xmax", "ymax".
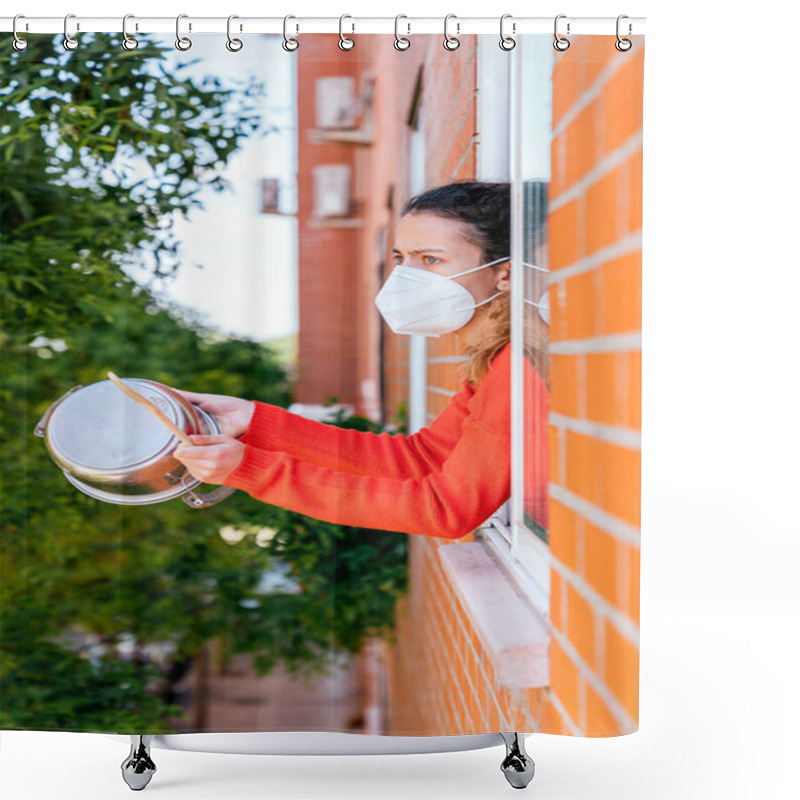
[{"xmin": 136, "ymin": 33, "xmax": 298, "ymax": 343}]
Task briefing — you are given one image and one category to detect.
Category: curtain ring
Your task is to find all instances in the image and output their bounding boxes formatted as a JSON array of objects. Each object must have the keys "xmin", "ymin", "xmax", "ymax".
[
  {"xmin": 63, "ymin": 13, "xmax": 79, "ymax": 51},
  {"xmin": 394, "ymin": 15, "xmax": 410, "ymax": 51},
  {"xmin": 175, "ymin": 14, "xmax": 192, "ymax": 51},
  {"xmin": 226, "ymin": 15, "xmax": 243, "ymax": 51},
  {"xmin": 553, "ymin": 14, "xmax": 570, "ymax": 51},
  {"xmin": 122, "ymin": 14, "xmax": 138, "ymax": 50},
  {"xmin": 615, "ymin": 15, "xmax": 633, "ymax": 51},
  {"xmin": 283, "ymin": 15, "xmax": 299, "ymax": 51},
  {"xmin": 499, "ymin": 14, "xmax": 515, "ymax": 50},
  {"xmin": 394, "ymin": 14, "xmax": 410, "ymax": 50},
  {"xmin": 443, "ymin": 14, "xmax": 460, "ymax": 51},
  {"xmin": 339, "ymin": 14, "xmax": 355, "ymax": 50},
  {"xmin": 12, "ymin": 14, "xmax": 28, "ymax": 51}
]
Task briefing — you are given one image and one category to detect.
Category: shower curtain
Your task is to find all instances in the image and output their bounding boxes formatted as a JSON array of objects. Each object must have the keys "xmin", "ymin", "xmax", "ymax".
[{"xmin": 0, "ymin": 26, "xmax": 644, "ymax": 740}]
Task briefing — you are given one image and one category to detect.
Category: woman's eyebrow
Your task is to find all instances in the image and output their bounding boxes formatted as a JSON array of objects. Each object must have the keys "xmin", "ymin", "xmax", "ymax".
[{"xmin": 391, "ymin": 247, "xmax": 448, "ymax": 255}]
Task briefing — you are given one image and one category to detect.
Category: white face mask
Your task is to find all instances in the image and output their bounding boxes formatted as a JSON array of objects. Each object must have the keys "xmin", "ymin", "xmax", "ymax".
[{"xmin": 374, "ymin": 256, "xmax": 509, "ymax": 337}]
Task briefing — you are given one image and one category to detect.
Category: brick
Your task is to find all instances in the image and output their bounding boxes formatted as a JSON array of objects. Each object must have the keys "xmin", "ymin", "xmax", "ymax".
[
  {"xmin": 601, "ymin": 55, "xmax": 644, "ymax": 156},
  {"xmin": 584, "ymin": 167, "xmax": 621, "ymax": 257},
  {"xmin": 583, "ymin": 350, "xmax": 641, "ymax": 428},
  {"xmin": 583, "ymin": 522, "xmax": 618, "ymax": 606},
  {"xmin": 564, "ymin": 268, "xmax": 600, "ymax": 340},
  {"xmin": 599, "ymin": 252, "xmax": 642, "ymax": 335},
  {"xmin": 427, "ymin": 359, "xmax": 463, "ymax": 391},
  {"xmin": 552, "ymin": 62, "xmax": 580, "ymax": 129},
  {"xmin": 548, "ymin": 425, "xmax": 562, "ymax": 485},
  {"xmin": 628, "ymin": 545, "xmax": 641, "ymax": 623},
  {"xmin": 564, "ymin": 100, "xmax": 599, "ymax": 190},
  {"xmin": 566, "ymin": 581, "xmax": 597, "ymax": 669},
  {"xmin": 548, "ymin": 499, "xmax": 578, "ymax": 570},
  {"xmin": 549, "ymin": 198, "xmax": 581, "ymax": 270},
  {"xmin": 603, "ymin": 619, "xmax": 639, "ymax": 720},
  {"xmin": 549, "ymin": 638, "xmax": 579, "ymax": 722},
  {"xmin": 550, "ymin": 569, "xmax": 564, "ymax": 631},
  {"xmin": 550, "ymin": 354, "xmax": 580, "ymax": 417},
  {"xmin": 578, "ymin": 35, "xmax": 619, "ymax": 94},
  {"xmin": 551, "ymin": 132, "xmax": 568, "ymax": 197},
  {"xmin": 539, "ymin": 690, "xmax": 570, "ymax": 735},
  {"xmin": 565, "ymin": 430, "xmax": 640, "ymax": 526},
  {"xmin": 602, "ymin": 444, "xmax": 640, "ymax": 528},
  {"xmin": 628, "ymin": 147, "xmax": 643, "ymax": 232},
  {"xmin": 585, "ymin": 680, "xmax": 621, "ymax": 735}
]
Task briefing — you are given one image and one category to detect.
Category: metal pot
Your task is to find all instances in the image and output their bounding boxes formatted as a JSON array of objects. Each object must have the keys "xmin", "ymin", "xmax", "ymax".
[{"xmin": 34, "ymin": 378, "xmax": 237, "ymax": 508}]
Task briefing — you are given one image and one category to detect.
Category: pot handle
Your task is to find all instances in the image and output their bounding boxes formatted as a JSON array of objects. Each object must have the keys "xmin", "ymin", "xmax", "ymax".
[
  {"xmin": 34, "ymin": 385, "xmax": 84, "ymax": 437},
  {"xmin": 182, "ymin": 485, "xmax": 237, "ymax": 509}
]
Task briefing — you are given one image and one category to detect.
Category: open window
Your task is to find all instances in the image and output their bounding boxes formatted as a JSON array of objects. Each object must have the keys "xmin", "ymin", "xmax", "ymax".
[{"xmin": 475, "ymin": 34, "xmax": 555, "ymax": 621}]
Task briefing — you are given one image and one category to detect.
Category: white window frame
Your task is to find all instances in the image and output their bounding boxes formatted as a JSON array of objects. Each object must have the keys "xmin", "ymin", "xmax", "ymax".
[
  {"xmin": 408, "ymin": 95, "xmax": 428, "ymax": 435},
  {"xmin": 475, "ymin": 35, "xmax": 554, "ymax": 619}
]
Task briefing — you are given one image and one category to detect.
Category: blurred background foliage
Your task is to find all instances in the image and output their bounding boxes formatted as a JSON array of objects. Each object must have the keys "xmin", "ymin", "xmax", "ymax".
[{"xmin": 0, "ymin": 34, "xmax": 408, "ymax": 733}]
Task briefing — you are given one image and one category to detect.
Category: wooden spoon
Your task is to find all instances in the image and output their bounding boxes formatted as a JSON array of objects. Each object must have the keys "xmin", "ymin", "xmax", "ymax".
[{"xmin": 107, "ymin": 371, "xmax": 194, "ymax": 447}]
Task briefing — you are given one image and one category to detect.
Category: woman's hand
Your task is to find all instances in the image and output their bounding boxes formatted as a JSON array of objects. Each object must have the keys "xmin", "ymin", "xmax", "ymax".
[
  {"xmin": 174, "ymin": 434, "xmax": 246, "ymax": 485},
  {"xmin": 170, "ymin": 389, "xmax": 255, "ymax": 440}
]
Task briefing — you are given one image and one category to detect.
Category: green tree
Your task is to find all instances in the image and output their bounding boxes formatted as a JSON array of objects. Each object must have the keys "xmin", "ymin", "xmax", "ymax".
[
  {"xmin": 1, "ymin": 34, "xmax": 408, "ymax": 733},
  {"xmin": 1, "ymin": 33, "xmax": 264, "ymax": 343}
]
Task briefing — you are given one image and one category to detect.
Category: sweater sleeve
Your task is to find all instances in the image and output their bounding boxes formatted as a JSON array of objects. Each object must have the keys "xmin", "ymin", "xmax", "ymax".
[
  {"xmin": 237, "ymin": 381, "xmax": 474, "ymax": 480},
  {"xmin": 224, "ymin": 416, "xmax": 511, "ymax": 539}
]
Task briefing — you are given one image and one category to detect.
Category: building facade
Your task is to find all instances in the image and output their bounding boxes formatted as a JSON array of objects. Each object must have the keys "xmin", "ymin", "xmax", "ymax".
[{"xmin": 294, "ymin": 32, "xmax": 643, "ymax": 736}]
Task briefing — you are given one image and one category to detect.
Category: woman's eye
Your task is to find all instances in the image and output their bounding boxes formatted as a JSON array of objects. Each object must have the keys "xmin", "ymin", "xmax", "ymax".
[{"xmin": 423, "ymin": 255, "xmax": 440, "ymax": 265}]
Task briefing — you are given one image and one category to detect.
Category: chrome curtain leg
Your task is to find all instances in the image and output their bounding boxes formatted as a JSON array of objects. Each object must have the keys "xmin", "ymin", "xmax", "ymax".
[
  {"xmin": 499, "ymin": 732, "xmax": 535, "ymax": 789},
  {"xmin": 121, "ymin": 735, "xmax": 157, "ymax": 791}
]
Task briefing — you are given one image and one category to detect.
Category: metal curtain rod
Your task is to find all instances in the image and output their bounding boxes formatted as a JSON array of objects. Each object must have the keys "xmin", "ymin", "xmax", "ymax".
[{"xmin": 0, "ymin": 15, "xmax": 646, "ymax": 36}]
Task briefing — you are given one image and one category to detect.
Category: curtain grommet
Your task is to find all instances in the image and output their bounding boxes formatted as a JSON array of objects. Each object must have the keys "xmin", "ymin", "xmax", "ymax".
[
  {"xmin": 121, "ymin": 14, "xmax": 139, "ymax": 50},
  {"xmin": 615, "ymin": 15, "xmax": 633, "ymax": 51},
  {"xmin": 63, "ymin": 13, "xmax": 79, "ymax": 51},
  {"xmin": 282, "ymin": 15, "xmax": 299, "ymax": 51},
  {"xmin": 499, "ymin": 14, "xmax": 516, "ymax": 51},
  {"xmin": 175, "ymin": 14, "xmax": 192, "ymax": 51},
  {"xmin": 339, "ymin": 14, "xmax": 355, "ymax": 50},
  {"xmin": 225, "ymin": 15, "xmax": 243, "ymax": 51},
  {"xmin": 12, "ymin": 14, "xmax": 29, "ymax": 51},
  {"xmin": 443, "ymin": 14, "xmax": 460, "ymax": 51},
  {"xmin": 225, "ymin": 15, "xmax": 243, "ymax": 52},
  {"xmin": 553, "ymin": 14, "xmax": 570, "ymax": 51},
  {"xmin": 394, "ymin": 14, "xmax": 410, "ymax": 51}
]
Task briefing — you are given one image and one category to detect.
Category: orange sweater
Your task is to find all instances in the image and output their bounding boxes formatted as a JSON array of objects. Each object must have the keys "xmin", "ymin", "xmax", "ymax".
[{"xmin": 224, "ymin": 342, "xmax": 550, "ymax": 538}]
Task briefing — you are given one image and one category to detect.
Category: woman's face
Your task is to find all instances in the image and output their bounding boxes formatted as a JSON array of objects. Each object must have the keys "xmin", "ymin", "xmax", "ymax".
[{"xmin": 391, "ymin": 212, "xmax": 509, "ymax": 337}]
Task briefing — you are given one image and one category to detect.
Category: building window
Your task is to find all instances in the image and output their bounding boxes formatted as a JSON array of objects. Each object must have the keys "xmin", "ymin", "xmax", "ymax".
[{"xmin": 476, "ymin": 34, "xmax": 554, "ymax": 619}]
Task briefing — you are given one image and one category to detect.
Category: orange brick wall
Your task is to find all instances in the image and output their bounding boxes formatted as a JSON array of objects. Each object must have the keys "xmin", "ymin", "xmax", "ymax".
[
  {"xmin": 544, "ymin": 35, "xmax": 643, "ymax": 734},
  {"xmin": 384, "ymin": 35, "xmax": 642, "ymax": 737}
]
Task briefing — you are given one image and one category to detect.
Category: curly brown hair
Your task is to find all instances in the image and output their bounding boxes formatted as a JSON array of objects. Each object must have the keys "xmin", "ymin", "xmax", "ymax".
[{"xmin": 401, "ymin": 180, "xmax": 549, "ymax": 389}]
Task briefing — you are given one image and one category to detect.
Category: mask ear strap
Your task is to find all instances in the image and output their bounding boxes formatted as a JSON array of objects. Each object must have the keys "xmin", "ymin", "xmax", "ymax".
[
  {"xmin": 473, "ymin": 289, "xmax": 505, "ymax": 308},
  {"xmin": 449, "ymin": 256, "xmax": 510, "ymax": 279}
]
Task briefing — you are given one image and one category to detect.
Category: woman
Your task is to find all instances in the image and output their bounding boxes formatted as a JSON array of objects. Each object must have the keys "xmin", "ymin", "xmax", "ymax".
[{"xmin": 173, "ymin": 180, "xmax": 550, "ymax": 538}]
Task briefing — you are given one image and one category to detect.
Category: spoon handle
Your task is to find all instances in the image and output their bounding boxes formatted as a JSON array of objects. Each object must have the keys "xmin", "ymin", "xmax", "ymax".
[{"xmin": 107, "ymin": 372, "xmax": 195, "ymax": 447}]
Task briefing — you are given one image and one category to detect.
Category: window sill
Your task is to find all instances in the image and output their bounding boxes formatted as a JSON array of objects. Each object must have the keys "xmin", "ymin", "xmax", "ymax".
[
  {"xmin": 437, "ymin": 541, "xmax": 550, "ymax": 689},
  {"xmin": 307, "ymin": 126, "xmax": 375, "ymax": 146}
]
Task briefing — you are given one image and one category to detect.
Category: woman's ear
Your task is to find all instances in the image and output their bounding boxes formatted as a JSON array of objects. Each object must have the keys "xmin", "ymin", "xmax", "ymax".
[{"xmin": 496, "ymin": 262, "xmax": 511, "ymax": 292}]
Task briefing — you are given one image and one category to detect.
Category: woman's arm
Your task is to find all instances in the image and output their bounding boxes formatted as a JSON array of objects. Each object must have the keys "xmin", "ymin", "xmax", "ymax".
[
  {"xmin": 237, "ymin": 383, "xmax": 474, "ymax": 479},
  {"xmin": 223, "ymin": 416, "xmax": 511, "ymax": 540}
]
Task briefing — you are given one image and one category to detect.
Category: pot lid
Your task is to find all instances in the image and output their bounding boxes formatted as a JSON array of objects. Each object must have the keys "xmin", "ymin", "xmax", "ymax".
[{"xmin": 48, "ymin": 379, "xmax": 180, "ymax": 469}]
